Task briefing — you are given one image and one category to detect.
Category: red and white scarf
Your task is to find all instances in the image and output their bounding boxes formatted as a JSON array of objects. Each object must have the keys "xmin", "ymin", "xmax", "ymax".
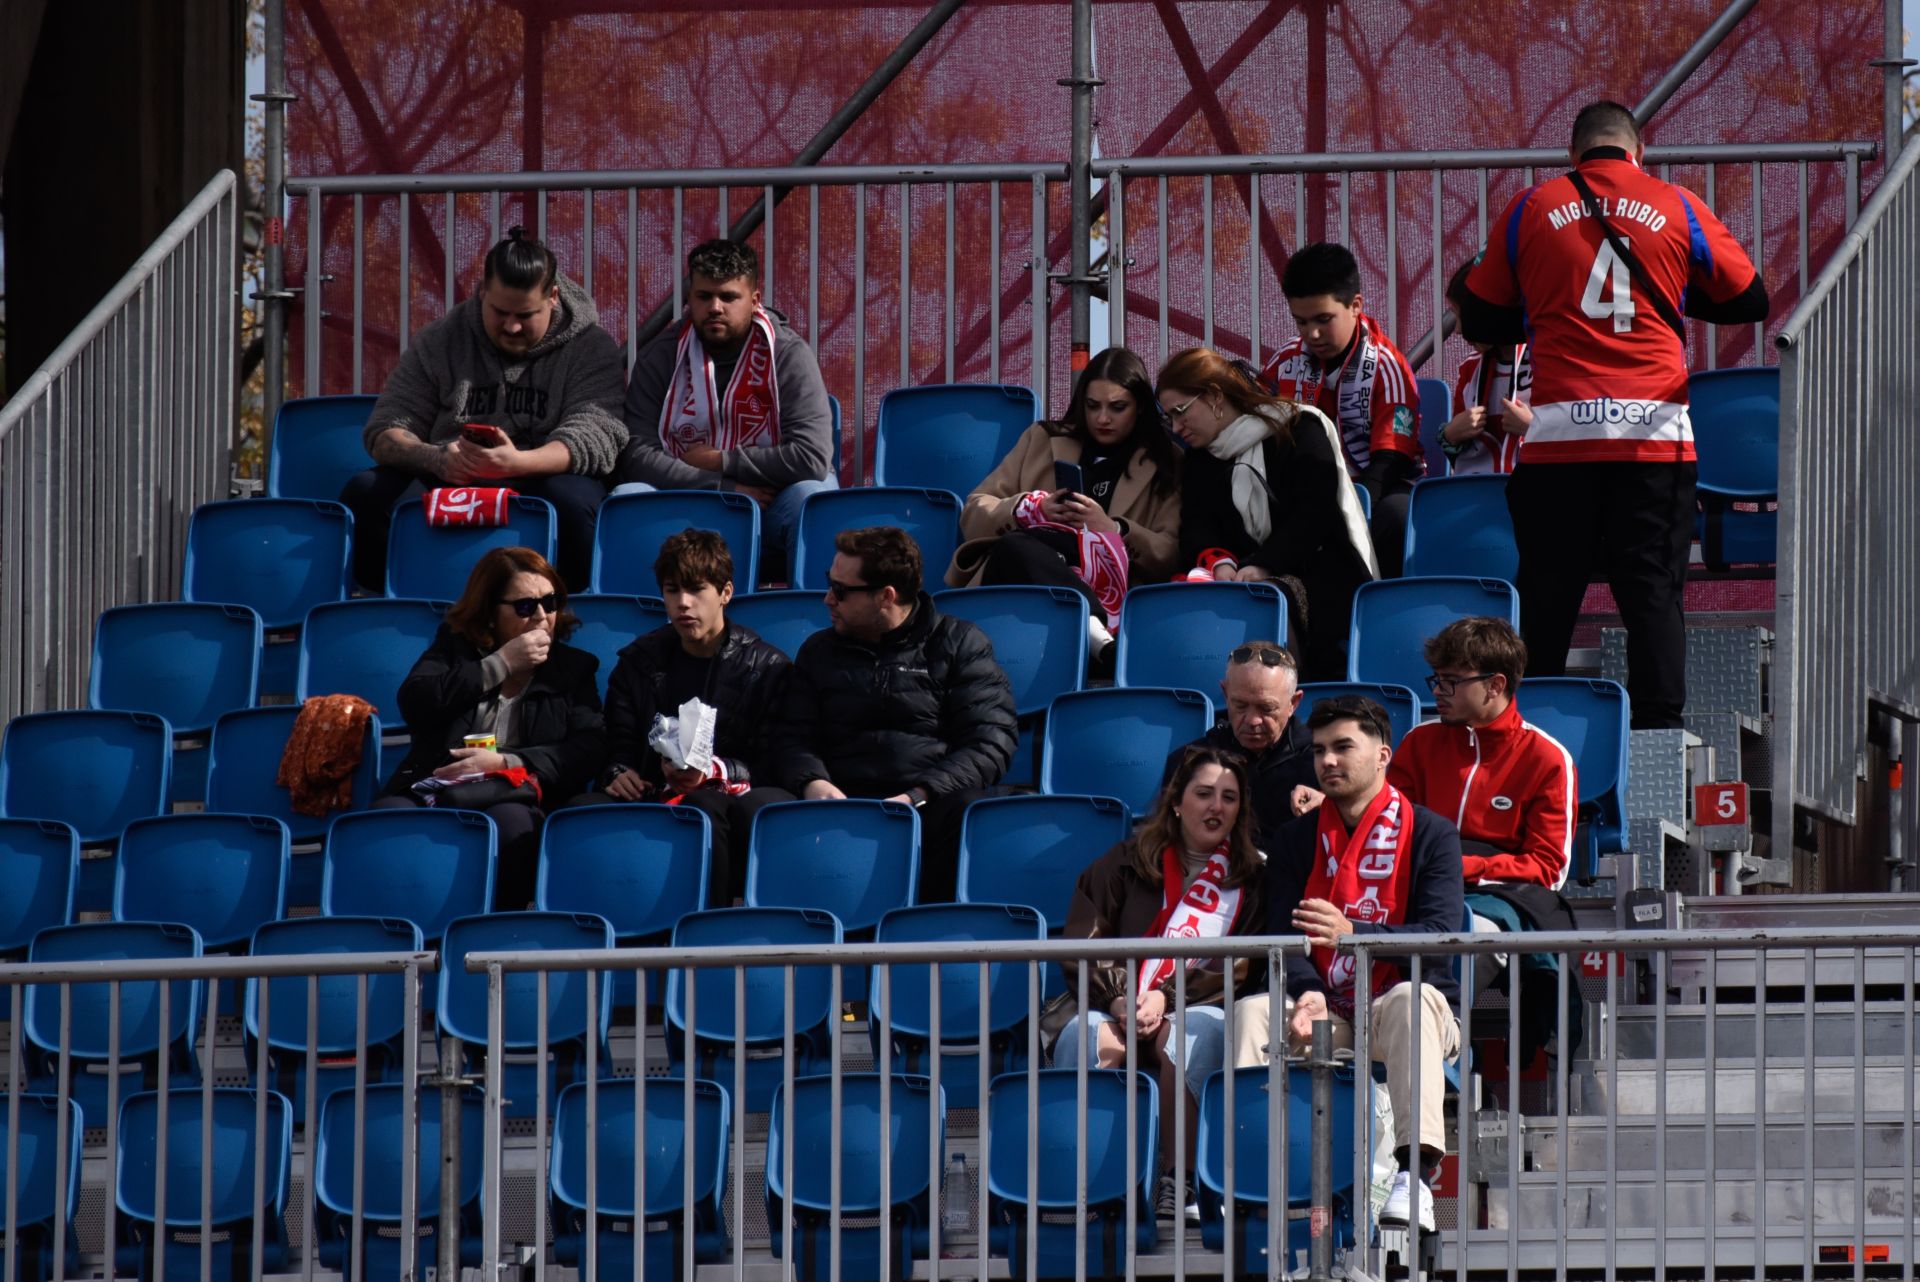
[
  {"xmin": 1012, "ymin": 490, "xmax": 1130, "ymax": 625},
  {"xmin": 1304, "ymin": 783, "xmax": 1416, "ymax": 1015},
  {"xmin": 659, "ymin": 309, "xmax": 780, "ymax": 458},
  {"xmin": 424, "ymin": 487, "xmax": 518, "ymax": 527},
  {"xmin": 1137, "ymin": 844, "xmax": 1244, "ymax": 995}
]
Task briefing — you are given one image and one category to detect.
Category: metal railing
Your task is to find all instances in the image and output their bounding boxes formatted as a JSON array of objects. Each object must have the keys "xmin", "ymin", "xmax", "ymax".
[
  {"xmin": 289, "ymin": 141, "xmax": 1867, "ymax": 478},
  {"xmin": 1772, "ymin": 132, "xmax": 1920, "ymax": 855},
  {"xmin": 0, "ymin": 170, "xmax": 240, "ymax": 727}
]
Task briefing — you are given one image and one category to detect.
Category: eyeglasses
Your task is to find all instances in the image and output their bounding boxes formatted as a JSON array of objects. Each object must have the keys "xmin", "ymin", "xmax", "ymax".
[
  {"xmin": 1164, "ymin": 393, "xmax": 1201, "ymax": 421},
  {"xmin": 826, "ymin": 578, "xmax": 883, "ymax": 602},
  {"xmin": 500, "ymin": 593, "xmax": 559, "ymax": 618},
  {"xmin": 1230, "ymin": 643, "xmax": 1293, "ymax": 668},
  {"xmin": 1424, "ymin": 671, "xmax": 1497, "ymax": 695}
]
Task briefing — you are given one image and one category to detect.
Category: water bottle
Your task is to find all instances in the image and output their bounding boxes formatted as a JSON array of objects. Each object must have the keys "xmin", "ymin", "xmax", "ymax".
[{"xmin": 942, "ymin": 1151, "xmax": 971, "ymax": 1235}]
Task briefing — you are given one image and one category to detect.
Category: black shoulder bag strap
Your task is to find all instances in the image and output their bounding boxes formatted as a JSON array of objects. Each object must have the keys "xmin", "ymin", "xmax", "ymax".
[{"xmin": 1565, "ymin": 168, "xmax": 1688, "ymax": 341}]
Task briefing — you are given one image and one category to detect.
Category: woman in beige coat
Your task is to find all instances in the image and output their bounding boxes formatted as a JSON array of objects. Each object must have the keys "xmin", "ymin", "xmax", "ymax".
[{"xmin": 945, "ymin": 347, "xmax": 1181, "ymax": 663}]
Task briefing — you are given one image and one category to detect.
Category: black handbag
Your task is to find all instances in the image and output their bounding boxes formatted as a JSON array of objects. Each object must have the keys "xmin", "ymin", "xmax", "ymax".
[{"xmin": 413, "ymin": 773, "xmax": 542, "ymax": 810}]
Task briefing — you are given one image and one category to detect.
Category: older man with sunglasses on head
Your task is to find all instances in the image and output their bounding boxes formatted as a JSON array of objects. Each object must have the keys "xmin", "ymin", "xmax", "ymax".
[
  {"xmin": 1160, "ymin": 640, "xmax": 1316, "ymax": 847},
  {"xmin": 766, "ymin": 525, "xmax": 1018, "ymax": 903}
]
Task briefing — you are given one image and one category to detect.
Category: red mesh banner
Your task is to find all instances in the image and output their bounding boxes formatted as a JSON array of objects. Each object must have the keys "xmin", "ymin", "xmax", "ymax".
[{"xmin": 287, "ymin": 0, "xmax": 1882, "ymax": 474}]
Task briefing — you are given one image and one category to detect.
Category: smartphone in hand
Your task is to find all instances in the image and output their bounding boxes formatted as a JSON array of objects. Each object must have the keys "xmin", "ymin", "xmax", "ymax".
[
  {"xmin": 1052, "ymin": 460, "xmax": 1085, "ymax": 495},
  {"xmin": 461, "ymin": 423, "xmax": 509, "ymax": 448}
]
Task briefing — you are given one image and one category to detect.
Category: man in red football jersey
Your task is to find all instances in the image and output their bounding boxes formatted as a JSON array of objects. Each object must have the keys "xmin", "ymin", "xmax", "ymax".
[
  {"xmin": 1264, "ymin": 242, "xmax": 1424, "ymax": 576},
  {"xmin": 1459, "ymin": 101, "xmax": 1768, "ymax": 728}
]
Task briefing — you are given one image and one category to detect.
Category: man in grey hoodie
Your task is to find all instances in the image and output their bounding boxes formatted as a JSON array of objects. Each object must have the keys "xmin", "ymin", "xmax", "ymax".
[
  {"xmin": 341, "ymin": 229, "xmax": 628, "ymax": 591},
  {"xmin": 614, "ymin": 239, "xmax": 837, "ymax": 578}
]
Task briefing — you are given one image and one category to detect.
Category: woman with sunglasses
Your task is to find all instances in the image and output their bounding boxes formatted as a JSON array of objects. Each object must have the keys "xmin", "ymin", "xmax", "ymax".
[
  {"xmin": 945, "ymin": 347, "xmax": 1182, "ymax": 670},
  {"xmin": 1054, "ymin": 745, "xmax": 1267, "ymax": 1222},
  {"xmin": 1156, "ymin": 346, "xmax": 1377, "ymax": 682},
  {"xmin": 374, "ymin": 545, "xmax": 606, "ymax": 910}
]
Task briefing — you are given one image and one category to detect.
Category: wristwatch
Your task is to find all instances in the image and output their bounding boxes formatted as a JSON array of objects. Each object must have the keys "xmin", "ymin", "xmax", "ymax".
[{"xmin": 906, "ymin": 787, "xmax": 929, "ymax": 810}]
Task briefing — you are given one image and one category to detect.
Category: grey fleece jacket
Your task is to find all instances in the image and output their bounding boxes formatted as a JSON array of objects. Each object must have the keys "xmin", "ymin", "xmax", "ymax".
[
  {"xmin": 616, "ymin": 307, "xmax": 834, "ymax": 491},
  {"xmin": 363, "ymin": 275, "xmax": 628, "ymax": 478}
]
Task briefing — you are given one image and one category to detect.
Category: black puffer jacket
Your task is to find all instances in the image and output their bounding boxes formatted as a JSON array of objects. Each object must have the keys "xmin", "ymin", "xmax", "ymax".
[
  {"xmin": 769, "ymin": 593, "xmax": 1017, "ymax": 799},
  {"xmin": 387, "ymin": 625, "xmax": 605, "ymax": 802},
  {"xmin": 603, "ymin": 621, "xmax": 791, "ymax": 788}
]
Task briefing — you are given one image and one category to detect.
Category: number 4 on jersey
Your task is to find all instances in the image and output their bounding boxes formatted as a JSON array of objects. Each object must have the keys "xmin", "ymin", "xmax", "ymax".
[{"xmin": 1580, "ymin": 241, "xmax": 1636, "ymax": 333}]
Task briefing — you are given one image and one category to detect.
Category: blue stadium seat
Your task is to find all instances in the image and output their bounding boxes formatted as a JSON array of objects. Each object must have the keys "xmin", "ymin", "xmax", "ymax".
[
  {"xmin": 385, "ymin": 494, "xmax": 557, "ymax": 600},
  {"xmin": 723, "ymin": 588, "xmax": 821, "ymax": 660},
  {"xmin": 438, "ymin": 912, "xmax": 614, "ymax": 1120},
  {"xmin": 266, "ymin": 394, "xmax": 380, "ymax": 502},
  {"xmin": 746, "ymin": 799, "xmax": 920, "ymax": 937},
  {"xmin": 664, "ymin": 907, "xmax": 840, "ymax": 1113},
  {"xmin": 0, "ymin": 1094, "xmax": 83, "ymax": 1282},
  {"xmin": 934, "ymin": 585, "xmax": 1087, "ymax": 787},
  {"xmin": 1517, "ymin": 678, "xmax": 1630, "ymax": 883},
  {"xmin": 0, "ymin": 819, "xmax": 79, "ymax": 956},
  {"xmin": 874, "ymin": 383, "xmax": 1038, "ymax": 496},
  {"xmin": 872, "ymin": 903, "xmax": 1043, "ymax": 1109},
  {"xmin": 956, "ymin": 793, "xmax": 1129, "ymax": 932},
  {"xmin": 986, "ymin": 1069, "xmax": 1158, "ymax": 1276},
  {"xmin": 25, "ymin": 922, "xmax": 202, "ymax": 1128},
  {"xmin": 314, "ymin": 1084, "xmax": 484, "ymax": 1282},
  {"xmin": 1416, "ymin": 377, "xmax": 1453, "ymax": 478},
  {"xmin": 593, "ymin": 490, "xmax": 761, "ymax": 596},
  {"xmin": 1195, "ymin": 1065, "xmax": 1357, "ymax": 1265},
  {"xmin": 208, "ymin": 706, "xmax": 382, "ymax": 903},
  {"xmin": 792, "ymin": 487, "xmax": 963, "ymax": 590},
  {"xmin": 1402, "ymin": 475, "xmax": 1519, "ymax": 581},
  {"xmin": 246, "ymin": 916, "xmax": 423, "ymax": 1122},
  {"xmin": 184, "ymin": 499, "xmax": 355, "ymax": 630},
  {"xmin": 114, "ymin": 1088, "xmax": 291, "ymax": 1282},
  {"xmin": 1295, "ymin": 682, "xmax": 1424, "ymax": 748},
  {"xmin": 1115, "ymin": 581, "xmax": 1287, "ymax": 694},
  {"xmin": 1689, "ymin": 366, "xmax": 1779, "ymax": 567},
  {"xmin": 1040, "ymin": 687, "xmax": 1213, "ymax": 817},
  {"xmin": 767, "ymin": 1074, "xmax": 942, "ymax": 1282},
  {"xmin": 566, "ymin": 594, "xmax": 668, "ymax": 701},
  {"xmin": 323, "ymin": 808, "xmax": 496, "ymax": 945},
  {"xmin": 115, "ymin": 814, "xmax": 289, "ymax": 951},
  {"xmin": 1347, "ymin": 576, "xmax": 1519, "ymax": 704},
  {"xmin": 550, "ymin": 1077, "xmax": 732, "ymax": 1282},
  {"xmin": 1, "ymin": 710, "xmax": 172, "ymax": 911},
  {"xmin": 539, "ymin": 802, "xmax": 711, "ymax": 1008},
  {"xmin": 297, "ymin": 596, "xmax": 446, "ymax": 782}
]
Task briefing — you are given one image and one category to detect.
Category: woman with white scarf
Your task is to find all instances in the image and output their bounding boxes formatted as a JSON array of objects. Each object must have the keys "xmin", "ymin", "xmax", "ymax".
[{"xmin": 1157, "ymin": 347, "xmax": 1377, "ymax": 681}]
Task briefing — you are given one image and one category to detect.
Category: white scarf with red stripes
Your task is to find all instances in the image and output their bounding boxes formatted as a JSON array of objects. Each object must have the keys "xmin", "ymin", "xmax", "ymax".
[{"xmin": 659, "ymin": 308, "xmax": 780, "ymax": 457}]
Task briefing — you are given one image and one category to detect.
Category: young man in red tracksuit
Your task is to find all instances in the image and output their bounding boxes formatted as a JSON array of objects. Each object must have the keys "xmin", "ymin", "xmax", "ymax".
[{"xmin": 1458, "ymin": 101, "xmax": 1768, "ymax": 728}]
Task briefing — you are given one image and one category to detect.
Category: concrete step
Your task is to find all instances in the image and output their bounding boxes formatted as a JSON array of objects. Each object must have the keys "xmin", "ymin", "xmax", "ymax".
[
  {"xmin": 1588, "ymin": 1059, "xmax": 1915, "ymax": 1116},
  {"xmin": 1606, "ymin": 1001, "xmax": 1920, "ymax": 1060},
  {"xmin": 1511, "ymin": 1113, "xmax": 1918, "ymax": 1174}
]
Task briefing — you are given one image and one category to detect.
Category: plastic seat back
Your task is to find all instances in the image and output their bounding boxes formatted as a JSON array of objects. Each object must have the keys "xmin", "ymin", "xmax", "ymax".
[
  {"xmin": 207, "ymin": 706, "xmax": 381, "ymax": 845},
  {"xmin": 956, "ymin": 794, "xmax": 1128, "ymax": 931},
  {"xmin": 267, "ymin": 394, "xmax": 381, "ymax": 501},
  {"xmin": 0, "ymin": 1095, "xmax": 82, "ymax": 1245},
  {"xmin": 792, "ymin": 488, "xmax": 962, "ymax": 590},
  {"xmin": 768, "ymin": 1074, "xmax": 939, "ymax": 1215},
  {"xmin": 297, "ymin": 598, "xmax": 447, "ymax": 724},
  {"xmin": 437, "ymin": 911, "xmax": 614, "ymax": 1051},
  {"xmin": 1040, "ymin": 687, "xmax": 1213, "ymax": 817},
  {"xmin": 90, "ymin": 603, "xmax": 262, "ymax": 733},
  {"xmin": 1195, "ymin": 1064, "xmax": 1355, "ymax": 1209},
  {"xmin": 385, "ymin": 495, "xmax": 557, "ymax": 600},
  {"xmin": 323, "ymin": 808, "xmax": 497, "ymax": 944},
  {"xmin": 549, "ymin": 1077, "xmax": 730, "ymax": 1223},
  {"xmin": 1416, "ymin": 377, "xmax": 1452, "ymax": 477},
  {"xmin": 183, "ymin": 498, "xmax": 354, "ymax": 629},
  {"xmin": 593, "ymin": 491, "xmax": 760, "ymax": 596},
  {"xmin": 723, "ymin": 589, "xmax": 822, "ymax": 661},
  {"xmin": 26, "ymin": 921, "xmax": 202, "ymax": 1062},
  {"xmin": 1516, "ymin": 677, "xmax": 1629, "ymax": 881},
  {"xmin": 1347, "ymin": 576, "xmax": 1518, "ymax": 700},
  {"xmin": 1689, "ymin": 366, "xmax": 1779, "ymax": 497},
  {"xmin": 247, "ymin": 916, "xmax": 423, "ymax": 1055},
  {"xmin": 746, "ymin": 800, "xmax": 920, "ymax": 935},
  {"xmin": 565, "ymin": 595, "xmax": 668, "ymax": 701},
  {"xmin": 665, "ymin": 907, "xmax": 841, "ymax": 1048},
  {"xmin": 538, "ymin": 804, "xmax": 711, "ymax": 941},
  {"xmin": 934, "ymin": 586, "xmax": 1087, "ymax": 716},
  {"xmin": 115, "ymin": 1088, "xmax": 291, "ymax": 1229},
  {"xmin": 0, "ymin": 819, "xmax": 79, "ymax": 954},
  {"xmin": 874, "ymin": 383, "xmax": 1037, "ymax": 496},
  {"xmin": 0, "ymin": 710, "xmax": 173, "ymax": 846},
  {"xmin": 115, "ymin": 814, "xmax": 289, "ymax": 950},
  {"xmin": 872, "ymin": 903, "xmax": 1043, "ymax": 1045},
  {"xmin": 315, "ymin": 1083, "xmax": 484, "ymax": 1225},
  {"xmin": 1402, "ymin": 475, "xmax": 1519, "ymax": 580},
  {"xmin": 1114, "ymin": 581, "xmax": 1287, "ymax": 693},
  {"xmin": 987, "ymin": 1069, "xmax": 1157, "ymax": 1209},
  {"xmin": 1295, "ymin": 682, "xmax": 1424, "ymax": 749}
]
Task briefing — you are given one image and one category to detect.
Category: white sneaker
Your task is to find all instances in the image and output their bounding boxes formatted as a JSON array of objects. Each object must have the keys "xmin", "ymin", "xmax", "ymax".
[{"xmin": 1378, "ymin": 1169, "xmax": 1435, "ymax": 1232}]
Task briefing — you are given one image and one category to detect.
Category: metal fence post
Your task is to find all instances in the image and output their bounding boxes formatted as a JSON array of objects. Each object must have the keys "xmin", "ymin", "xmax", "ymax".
[{"xmin": 1309, "ymin": 1018, "xmax": 1335, "ymax": 1282}]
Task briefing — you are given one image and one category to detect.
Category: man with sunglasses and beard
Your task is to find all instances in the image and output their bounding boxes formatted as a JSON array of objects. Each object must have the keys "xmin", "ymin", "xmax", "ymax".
[
  {"xmin": 767, "ymin": 526, "xmax": 1018, "ymax": 902},
  {"xmin": 1161, "ymin": 640, "xmax": 1316, "ymax": 846}
]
